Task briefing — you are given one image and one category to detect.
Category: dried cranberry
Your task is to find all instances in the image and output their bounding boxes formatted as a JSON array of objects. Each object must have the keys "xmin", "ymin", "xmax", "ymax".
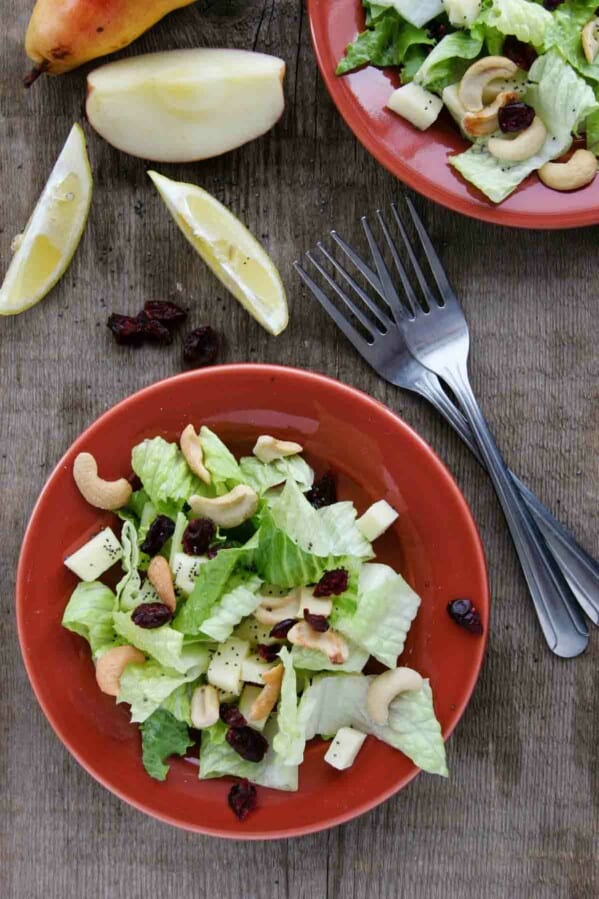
[
  {"xmin": 314, "ymin": 568, "xmax": 349, "ymax": 597},
  {"xmin": 183, "ymin": 326, "xmax": 219, "ymax": 368},
  {"xmin": 226, "ymin": 726, "xmax": 268, "ymax": 762},
  {"xmin": 269, "ymin": 618, "xmax": 296, "ymax": 639},
  {"xmin": 303, "ymin": 611, "xmax": 330, "ymax": 632},
  {"xmin": 502, "ymin": 36, "xmax": 537, "ymax": 71},
  {"xmin": 447, "ymin": 598, "xmax": 483, "ymax": 635},
  {"xmin": 136, "ymin": 312, "xmax": 173, "ymax": 345},
  {"xmin": 143, "ymin": 300, "xmax": 187, "ymax": 327},
  {"xmin": 220, "ymin": 704, "xmax": 247, "ymax": 728},
  {"xmin": 543, "ymin": 0, "xmax": 563, "ymax": 9},
  {"xmin": 305, "ymin": 471, "xmax": 337, "ymax": 509},
  {"xmin": 132, "ymin": 602, "xmax": 173, "ymax": 628},
  {"xmin": 140, "ymin": 515, "xmax": 175, "ymax": 556},
  {"xmin": 228, "ymin": 779, "xmax": 257, "ymax": 821},
  {"xmin": 183, "ymin": 518, "xmax": 216, "ymax": 555},
  {"xmin": 257, "ymin": 643, "xmax": 281, "ymax": 662},
  {"xmin": 498, "ymin": 102, "xmax": 535, "ymax": 134},
  {"xmin": 427, "ymin": 21, "xmax": 447, "ymax": 41},
  {"xmin": 107, "ymin": 313, "xmax": 145, "ymax": 346}
]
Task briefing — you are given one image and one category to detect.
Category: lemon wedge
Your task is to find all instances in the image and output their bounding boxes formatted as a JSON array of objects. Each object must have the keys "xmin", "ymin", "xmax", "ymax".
[
  {"xmin": 149, "ymin": 170, "xmax": 288, "ymax": 335},
  {"xmin": 0, "ymin": 124, "xmax": 92, "ymax": 316}
]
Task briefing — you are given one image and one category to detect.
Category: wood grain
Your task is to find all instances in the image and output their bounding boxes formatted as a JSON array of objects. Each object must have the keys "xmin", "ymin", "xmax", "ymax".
[{"xmin": 1, "ymin": 2, "xmax": 598, "ymax": 897}]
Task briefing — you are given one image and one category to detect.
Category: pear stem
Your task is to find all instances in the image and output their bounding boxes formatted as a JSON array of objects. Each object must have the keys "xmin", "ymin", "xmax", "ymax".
[{"xmin": 23, "ymin": 61, "xmax": 48, "ymax": 88}]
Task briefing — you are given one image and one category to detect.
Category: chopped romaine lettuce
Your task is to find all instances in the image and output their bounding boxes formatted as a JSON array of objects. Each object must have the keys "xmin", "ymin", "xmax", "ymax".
[
  {"xmin": 115, "ymin": 520, "xmax": 142, "ymax": 611},
  {"xmin": 199, "ymin": 572, "xmax": 263, "ymax": 643},
  {"xmin": 199, "ymin": 426, "xmax": 242, "ymax": 492},
  {"xmin": 140, "ymin": 708, "xmax": 193, "ymax": 781},
  {"xmin": 132, "ymin": 436, "xmax": 206, "ymax": 516},
  {"xmin": 61, "ymin": 581, "xmax": 116, "ymax": 658},
  {"xmin": 545, "ymin": 1, "xmax": 599, "ymax": 82},
  {"xmin": 291, "ymin": 641, "xmax": 370, "ymax": 673},
  {"xmin": 172, "ymin": 545, "xmax": 247, "ymax": 636},
  {"xmin": 337, "ymin": 8, "xmax": 435, "ymax": 76},
  {"xmin": 480, "ymin": 0, "xmax": 553, "ymax": 48},
  {"xmin": 272, "ymin": 648, "xmax": 304, "ymax": 765},
  {"xmin": 113, "ymin": 610, "xmax": 209, "ymax": 673},
  {"xmin": 239, "ymin": 454, "xmax": 314, "ymax": 495},
  {"xmin": 118, "ymin": 658, "xmax": 206, "ymax": 722},
  {"xmin": 199, "ymin": 719, "xmax": 299, "ymax": 790},
  {"xmin": 414, "ymin": 31, "xmax": 483, "ymax": 91}
]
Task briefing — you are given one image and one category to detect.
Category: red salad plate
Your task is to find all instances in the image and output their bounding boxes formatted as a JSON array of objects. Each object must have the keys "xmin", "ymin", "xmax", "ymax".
[
  {"xmin": 307, "ymin": 0, "xmax": 599, "ymax": 229},
  {"xmin": 17, "ymin": 365, "xmax": 489, "ymax": 838}
]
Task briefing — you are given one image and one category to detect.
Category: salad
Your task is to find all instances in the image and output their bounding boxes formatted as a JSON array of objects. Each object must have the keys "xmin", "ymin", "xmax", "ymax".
[
  {"xmin": 61, "ymin": 425, "xmax": 447, "ymax": 821},
  {"xmin": 337, "ymin": 0, "xmax": 599, "ymax": 203}
]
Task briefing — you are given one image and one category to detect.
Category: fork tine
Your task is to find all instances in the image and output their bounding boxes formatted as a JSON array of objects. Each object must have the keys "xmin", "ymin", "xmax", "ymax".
[
  {"xmin": 304, "ymin": 249, "xmax": 378, "ymax": 338},
  {"xmin": 361, "ymin": 216, "xmax": 412, "ymax": 322},
  {"xmin": 329, "ymin": 231, "xmax": 384, "ymax": 299},
  {"xmin": 316, "ymin": 241, "xmax": 391, "ymax": 332},
  {"xmin": 371, "ymin": 211, "xmax": 419, "ymax": 319},
  {"xmin": 293, "ymin": 260, "xmax": 373, "ymax": 357},
  {"xmin": 404, "ymin": 197, "xmax": 456, "ymax": 302},
  {"xmin": 390, "ymin": 203, "xmax": 438, "ymax": 307}
]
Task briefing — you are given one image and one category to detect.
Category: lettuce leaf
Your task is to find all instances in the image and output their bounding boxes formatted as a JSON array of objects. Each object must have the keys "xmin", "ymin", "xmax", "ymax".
[
  {"xmin": 161, "ymin": 681, "xmax": 195, "ymax": 725},
  {"xmin": 61, "ymin": 581, "xmax": 116, "ymax": 658},
  {"xmin": 140, "ymin": 708, "xmax": 193, "ymax": 781},
  {"xmin": 131, "ymin": 436, "xmax": 205, "ymax": 516},
  {"xmin": 451, "ymin": 51, "xmax": 598, "ymax": 202},
  {"xmin": 199, "ymin": 719, "xmax": 299, "ymax": 791},
  {"xmin": 239, "ymin": 454, "xmax": 314, "ymax": 495},
  {"xmin": 337, "ymin": 8, "xmax": 434, "ymax": 76},
  {"xmin": 199, "ymin": 572, "xmax": 263, "ymax": 642},
  {"xmin": 199, "ymin": 426, "xmax": 242, "ymax": 492},
  {"xmin": 118, "ymin": 659, "xmax": 206, "ymax": 723},
  {"xmin": 172, "ymin": 545, "xmax": 247, "ymax": 636},
  {"xmin": 299, "ymin": 673, "xmax": 448, "ymax": 775},
  {"xmin": 113, "ymin": 610, "xmax": 209, "ymax": 673},
  {"xmin": 291, "ymin": 641, "xmax": 370, "ymax": 673},
  {"xmin": 255, "ymin": 510, "xmax": 333, "ymax": 588},
  {"xmin": 545, "ymin": 1, "xmax": 599, "ymax": 82},
  {"xmin": 115, "ymin": 520, "xmax": 142, "ymax": 611},
  {"xmin": 272, "ymin": 648, "xmax": 304, "ymax": 765},
  {"xmin": 481, "ymin": 0, "xmax": 553, "ymax": 49},
  {"xmin": 414, "ymin": 31, "xmax": 483, "ymax": 91},
  {"xmin": 336, "ymin": 563, "xmax": 421, "ymax": 668}
]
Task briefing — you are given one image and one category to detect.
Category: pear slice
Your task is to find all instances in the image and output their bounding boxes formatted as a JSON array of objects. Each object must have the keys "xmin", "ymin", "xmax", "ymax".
[
  {"xmin": 0, "ymin": 123, "xmax": 92, "ymax": 315},
  {"xmin": 86, "ymin": 48, "xmax": 286, "ymax": 162},
  {"xmin": 149, "ymin": 171, "xmax": 288, "ymax": 336}
]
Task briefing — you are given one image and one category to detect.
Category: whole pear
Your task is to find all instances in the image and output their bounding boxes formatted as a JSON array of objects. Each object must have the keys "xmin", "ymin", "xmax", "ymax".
[{"xmin": 24, "ymin": 0, "xmax": 196, "ymax": 84}]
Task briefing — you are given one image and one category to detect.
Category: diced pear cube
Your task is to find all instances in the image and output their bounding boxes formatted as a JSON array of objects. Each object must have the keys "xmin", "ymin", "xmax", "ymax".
[
  {"xmin": 64, "ymin": 527, "xmax": 122, "ymax": 582},
  {"xmin": 386, "ymin": 83, "xmax": 443, "ymax": 131},
  {"xmin": 324, "ymin": 727, "xmax": 367, "ymax": 770},
  {"xmin": 171, "ymin": 552, "xmax": 209, "ymax": 595},
  {"xmin": 356, "ymin": 500, "xmax": 399, "ymax": 541},
  {"xmin": 238, "ymin": 684, "xmax": 269, "ymax": 731},
  {"xmin": 241, "ymin": 652, "xmax": 276, "ymax": 685},
  {"xmin": 207, "ymin": 638, "xmax": 250, "ymax": 695}
]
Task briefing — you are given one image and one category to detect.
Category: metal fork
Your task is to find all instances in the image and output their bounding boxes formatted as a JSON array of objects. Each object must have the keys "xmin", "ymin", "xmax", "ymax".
[{"xmin": 294, "ymin": 204, "xmax": 597, "ymax": 657}]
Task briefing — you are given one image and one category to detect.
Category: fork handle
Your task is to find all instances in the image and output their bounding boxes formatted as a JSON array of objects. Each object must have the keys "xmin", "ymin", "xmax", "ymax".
[
  {"xmin": 441, "ymin": 362, "xmax": 588, "ymax": 658},
  {"xmin": 416, "ymin": 376, "xmax": 599, "ymax": 625}
]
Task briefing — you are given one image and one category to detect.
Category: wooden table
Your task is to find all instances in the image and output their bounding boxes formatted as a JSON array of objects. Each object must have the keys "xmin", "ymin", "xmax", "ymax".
[{"xmin": 2, "ymin": 2, "xmax": 598, "ymax": 896}]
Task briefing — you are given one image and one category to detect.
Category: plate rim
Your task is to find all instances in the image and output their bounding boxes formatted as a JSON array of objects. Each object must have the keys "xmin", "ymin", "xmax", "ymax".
[{"xmin": 16, "ymin": 363, "xmax": 489, "ymax": 838}]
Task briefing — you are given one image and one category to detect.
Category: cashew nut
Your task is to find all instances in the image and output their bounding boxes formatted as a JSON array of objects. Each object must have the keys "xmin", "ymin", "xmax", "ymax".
[
  {"xmin": 180, "ymin": 424, "xmax": 211, "ymax": 484},
  {"xmin": 538, "ymin": 149, "xmax": 598, "ymax": 191},
  {"xmin": 299, "ymin": 586, "xmax": 332, "ymax": 618},
  {"xmin": 73, "ymin": 452, "xmax": 132, "ymax": 511},
  {"xmin": 488, "ymin": 116, "xmax": 547, "ymax": 162},
  {"xmin": 188, "ymin": 484, "xmax": 259, "ymax": 528},
  {"xmin": 367, "ymin": 667, "xmax": 423, "ymax": 725},
  {"xmin": 147, "ymin": 555, "xmax": 176, "ymax": 612},
  {"xmin": 254, "ymin": 589, "xmax": 300, "ymax": 626},
  {"xmin": 249, "ymin": 663, "xmax": 283, "ymax": 721},
  {"xmin": 462, "ymin": 91, "xmax": 519, "ymax": 138},
  {"xmin": 582, "ymin": 18, "xmax": 599, "ymax": 64},
  {"xmin": 96, "ymin": 645, "xmax": 145, "ymax": 697},
  {"xmin": 190, "ymin": 684, "xmax": 220, "ymax": 728},
  {"xmin": 287, "ymin": 621, "xmax": 349, "ymax": 665},
  {"xmin": 253, "ymin": 435, "xmax": 303, "ymax": 464},
  {"xmin": 459, "ymin": 56, "xmax": 518, "ymax": 112}
]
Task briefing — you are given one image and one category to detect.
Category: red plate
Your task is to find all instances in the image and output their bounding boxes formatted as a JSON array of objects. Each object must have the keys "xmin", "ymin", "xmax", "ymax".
[
  {"xmin": 308, "ymin": 0, "xmax": 599, "ymax": 228},
  {"xmin": 17, "ymin": 364, "xmax": 488, "ymax": 838}
]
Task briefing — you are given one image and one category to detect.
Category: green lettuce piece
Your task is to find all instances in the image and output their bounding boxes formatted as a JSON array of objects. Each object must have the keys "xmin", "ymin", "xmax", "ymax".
[
  {"xmin": 161, "ymin": 681, "xmax": 195, "ymax": 725},
  {"xmin": 61, "ymin": 581, "xmax": 116, "ymax": 658},
  {"xmin": 169, "ymin": 511, "xmax": 188, "ymax": 568},
  {"xmin": 299, "ymin": 673, "xmax": 448, "ymax": 776},
  {"xmin": 336, "ymin": 563, "xmax": 420, "ymax": 668},
  {"xmin": 140, "ymin": 708, "xmax": 193, "ymax": 781},
  {"xmin": 239, "ymin": 455, "xmax": 314, "ymax": 495},
  {"xmin": 172, "ymin": 545, "xmax": 247, "ymax": 635},
  {"xmin": 255, "ymin": 510, "xmax": 333, "ymax": 588},
  {"xmin": 481, "ymin": 0, "xmax": 553, "ymax": 49},
  {"xmin": 132, "ymin": 436, "xmax": 205, "ymax": 516},
  {"xmin": 337, "ymin": 9, "xmax": 435, "ymax": 76},
  {"xmin": 291, "ymin": 641, "xmax": 370, "ymax": 673},
  {"xmin": 545, "ymin": 1, "xmax": 599, "ymax": 82},
  {"xmin": 199, "ymin": 572, "xmax": 263, "ymax": 642},
  {"xmin": 199, "ymin": 719, "xmax": 298, "ymax": 791},
  {"xmin": 116, "ymin": 520, "xmax": 142, "ymax": 611},
  {"xmin": 117, "ymin": 488, "xmax": 150, "ymax": 526},
  {"xmin": 272, "ymin": 648, "xmax": 304, "ymax": 765},
  {"xmin": 317, "ymin": 502, "xmax": 373, "ymax": 559},
  {"xmin": 450, "ymin": 51, "xmax": 598, "ymax": 202},
  {"xmin": 199, "ymin": 426, "xmax": 242, "ymax": 492},
  {"xmin": 118, "ymin": 659, "xmax": 206, "ymax": 723},
  {"xmin": 586, "ymin": 105, "xmax": 599, "ymax": 154},
  {"xmin": 113, "ymin": 610, "xmax": 208, "ymax": 673},
  {"xmin": 414, "ymin": 32, "xmax": 483, "ymax": 91}
]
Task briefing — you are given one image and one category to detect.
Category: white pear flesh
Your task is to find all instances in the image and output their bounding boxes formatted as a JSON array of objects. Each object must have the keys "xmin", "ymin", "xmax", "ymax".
[{"xmin": 86, "ymin": 48, "xmax": 286, "ymax": 162}]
